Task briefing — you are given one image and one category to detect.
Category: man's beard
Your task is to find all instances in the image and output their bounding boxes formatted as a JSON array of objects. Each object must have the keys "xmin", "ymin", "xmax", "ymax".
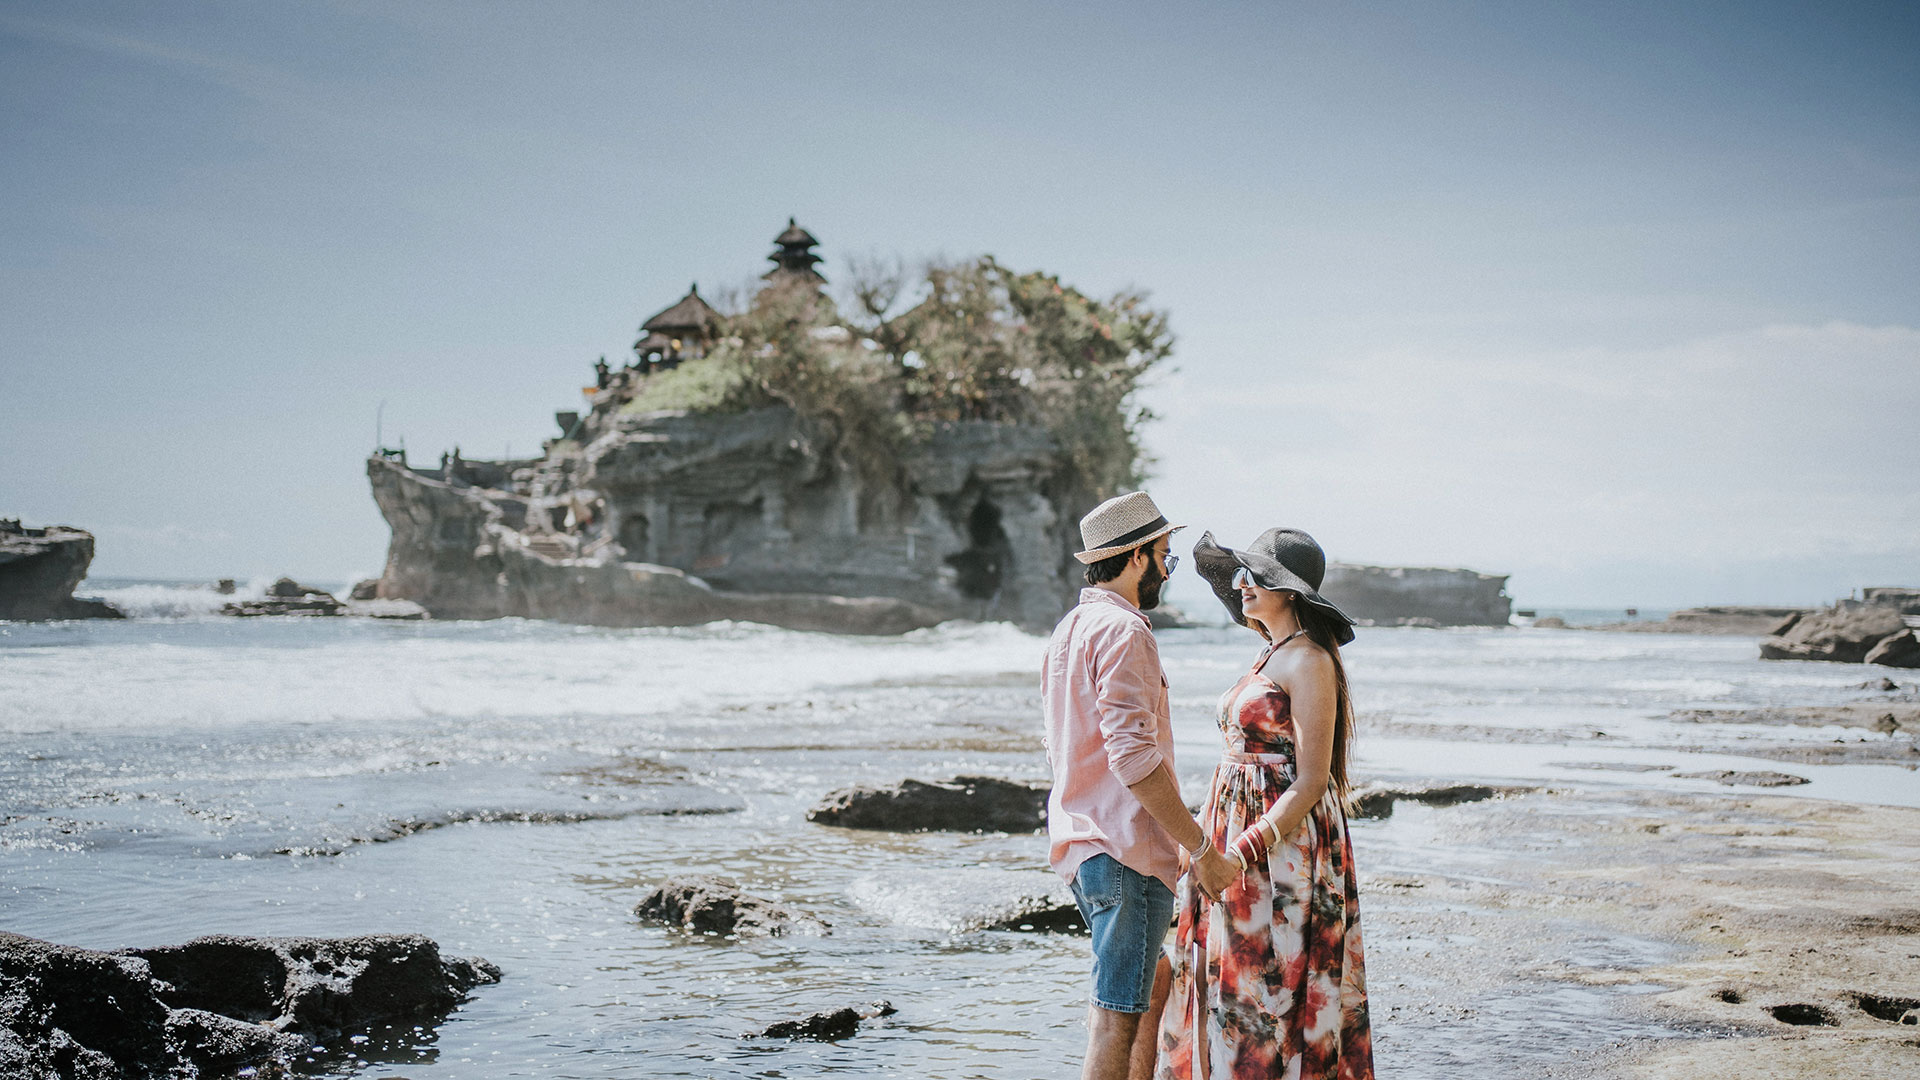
[{"xmin": 1137, "ymin": 558, "xmax": 1166, "ymax": 610}]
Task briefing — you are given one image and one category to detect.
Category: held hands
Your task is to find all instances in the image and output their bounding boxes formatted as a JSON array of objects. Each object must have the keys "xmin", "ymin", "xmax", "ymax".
[
  {"xmin": 1191, "ymin": 845, "xmax": 1239, "ymax": 902},
  {"xmin": 1185, "ymin": 815, "xmax": 1281, "ymax": 902}
]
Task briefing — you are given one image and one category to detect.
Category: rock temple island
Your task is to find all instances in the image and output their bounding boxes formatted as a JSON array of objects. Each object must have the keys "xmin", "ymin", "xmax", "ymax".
[{"xmin": 365, "ymin": 221, "xmax": 1511, "ymax": 633}]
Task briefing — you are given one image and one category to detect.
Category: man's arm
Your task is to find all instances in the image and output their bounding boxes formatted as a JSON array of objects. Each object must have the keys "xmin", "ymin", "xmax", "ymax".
[
  {"xmin": 1124, "ymin": 762, "xmax": 1203, "ymax": 851},
  {"xmin": 1089, "ymin": 626, "xmax": 1237, "ymax": 899}
]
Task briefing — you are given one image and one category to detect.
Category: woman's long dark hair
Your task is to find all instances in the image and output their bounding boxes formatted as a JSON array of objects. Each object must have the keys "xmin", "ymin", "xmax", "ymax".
[{"xmin": 1257, "ymin": 594, "xmax": 1354, "ymax": 797}]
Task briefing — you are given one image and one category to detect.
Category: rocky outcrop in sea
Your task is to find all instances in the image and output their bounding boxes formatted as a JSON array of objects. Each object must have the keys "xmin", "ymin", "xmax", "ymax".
[
  {"xmin": 750, "ymin": 1000, "xmax": 896, "ymax": 1041},
  {"xmin": 220, "ymin": 576, "xmax": 346, "ymax": 617},
  {"xmin": 807, "ymin": 775, "xmax": 1049, "ymax": 832},
  {"xmin": 636, "ymin": 876, "xmax": 829, "ymax": 937},
  {"xmin": 0, "ymin": 520, "xmax": 120, "ymax": 621}
]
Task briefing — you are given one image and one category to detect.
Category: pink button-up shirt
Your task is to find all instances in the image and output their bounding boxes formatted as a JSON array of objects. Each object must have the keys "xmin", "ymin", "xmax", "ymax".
[{"xmin": 1042, "ymin": 587, "xmax": 1181, "ymax": 891}]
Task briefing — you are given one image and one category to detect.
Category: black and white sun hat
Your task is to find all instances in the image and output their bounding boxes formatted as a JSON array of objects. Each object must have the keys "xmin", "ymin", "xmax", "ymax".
[
  {"xmin": 1074, "ymin": 491, "xmax": 1185, "ymax": 564},
  {"xmin": 1192, "ymin": 527, "xmax": 1357, "ymax": 644}
]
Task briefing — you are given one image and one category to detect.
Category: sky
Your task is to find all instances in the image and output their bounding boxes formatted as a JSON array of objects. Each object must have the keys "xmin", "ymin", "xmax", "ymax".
[{"xmin": 2, "ymin": 0, "xmax": 1915, "ymax": 608}]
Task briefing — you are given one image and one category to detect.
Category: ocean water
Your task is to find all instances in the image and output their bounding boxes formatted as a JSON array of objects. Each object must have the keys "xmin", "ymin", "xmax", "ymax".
[{"xmin": 2, "ymin": 585, "xmax": 1912, "ymax": 1078}]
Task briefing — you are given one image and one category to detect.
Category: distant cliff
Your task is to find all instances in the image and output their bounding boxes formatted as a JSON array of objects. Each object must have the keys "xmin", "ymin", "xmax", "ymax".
[{"xmin": 1321, "ymin": 563, "xmax": 1510, "ymax": 627}]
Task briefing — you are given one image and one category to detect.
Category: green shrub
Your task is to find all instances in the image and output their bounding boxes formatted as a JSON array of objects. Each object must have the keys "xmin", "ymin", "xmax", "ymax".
[{"xmin": 620, "ymin": 256, "xmax": 1172, "ymax": 500}]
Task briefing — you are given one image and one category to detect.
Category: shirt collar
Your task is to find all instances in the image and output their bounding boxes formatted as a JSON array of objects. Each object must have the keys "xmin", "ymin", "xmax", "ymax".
[{"xmin": 1079, "ymin": 586, "xmax": 1149, "ymax": 625}]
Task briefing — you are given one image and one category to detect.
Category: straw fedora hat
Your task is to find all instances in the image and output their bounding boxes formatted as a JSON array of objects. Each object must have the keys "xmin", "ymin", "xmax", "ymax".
[
  {"xmin": 1075, "ymin": 491, "xmax": 1185, "ymax": 564},
  {"xmin": 1192, "ymin": 527, "xmax": 1356, "ymax": 644}
]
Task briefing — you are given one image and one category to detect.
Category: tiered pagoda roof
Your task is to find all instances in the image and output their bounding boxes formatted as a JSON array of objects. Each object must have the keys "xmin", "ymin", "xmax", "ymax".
[{"xmin": 763, "ymin": 217, "xmax": 825, "ymax": 286}]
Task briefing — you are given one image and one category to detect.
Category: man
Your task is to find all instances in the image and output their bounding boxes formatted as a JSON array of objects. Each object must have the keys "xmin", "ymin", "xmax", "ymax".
[{"xmin": 1043, "ymin": 491, "xmax": 1238, "ymax": 1080}]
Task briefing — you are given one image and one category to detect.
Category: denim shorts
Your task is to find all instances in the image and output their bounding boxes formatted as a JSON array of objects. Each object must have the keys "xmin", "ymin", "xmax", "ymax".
[{"xmin": 1068, "ymin": 853, "xmax": 1175, "ymax": 1013}]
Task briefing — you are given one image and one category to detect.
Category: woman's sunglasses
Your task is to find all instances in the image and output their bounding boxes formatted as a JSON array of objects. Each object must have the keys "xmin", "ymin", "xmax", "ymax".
[{"xmin": 1232, "ymin": 567, "xmax": 1297, "ymax": 598}]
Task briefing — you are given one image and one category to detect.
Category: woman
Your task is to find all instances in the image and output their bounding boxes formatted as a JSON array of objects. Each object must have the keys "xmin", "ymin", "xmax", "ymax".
[{"xmin": 1155, "ymin": 528, "xmax": 1374, "ymax": 1080}]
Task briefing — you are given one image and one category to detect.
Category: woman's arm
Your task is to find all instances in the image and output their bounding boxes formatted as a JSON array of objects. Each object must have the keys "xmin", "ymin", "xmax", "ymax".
[{"xmin": 1229, "ymin": 645, "xmax": 1338, "ymax": 867}]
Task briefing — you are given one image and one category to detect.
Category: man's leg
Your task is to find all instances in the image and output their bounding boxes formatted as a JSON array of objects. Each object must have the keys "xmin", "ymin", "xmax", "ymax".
[
  {"xmin": 1127, "ymin": 953, "xmax": 1172, "ymax": 1079},
  {"xmin": 1084, "ymin": 1004, "xmax": 1142, "ymax": 1080},
  {"xmin": 1071, "ymin": 856, "xmax": 1175, "ymax": 1080}
]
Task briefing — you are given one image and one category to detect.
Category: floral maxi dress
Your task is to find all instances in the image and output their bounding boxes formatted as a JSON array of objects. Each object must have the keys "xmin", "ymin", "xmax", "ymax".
[{"xmin": 1157, "ymin": 644, "xmax": 1374, "ymax": 1080}]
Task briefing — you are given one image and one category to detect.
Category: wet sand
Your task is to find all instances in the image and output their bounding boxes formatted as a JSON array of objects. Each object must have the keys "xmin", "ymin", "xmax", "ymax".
[
  {"xmin": 1604, "ymin": 794, "xmax": 1920, "ymax": 1078},
  {"xmin": 1362, "ymin": 786, "xmax": 1920, "ymax": 1078}
]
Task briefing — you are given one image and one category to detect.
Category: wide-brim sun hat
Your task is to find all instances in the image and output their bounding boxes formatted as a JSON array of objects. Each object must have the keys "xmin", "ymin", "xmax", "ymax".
[
  {"xmin": 1074, "ymin": 491, "xmax": 1185, "ymax": 564},
  {"xmin": 1192, "ymin": 527, "xmax": 1357, "ymax": 645}
]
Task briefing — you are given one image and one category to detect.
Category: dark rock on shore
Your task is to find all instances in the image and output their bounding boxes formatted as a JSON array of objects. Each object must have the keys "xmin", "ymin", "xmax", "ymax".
[
  {"xmin": 0, "ymin": 932, "xmax": 179, "ymax": 1079},
  {"xmin": 807, "ymin": 775, "xmax": 1049, "ymax": 832},
  {"xmin": 636, "ymin": 876, "xmax": 828, "ymax": 937},
  {"xmin": 132, "ymin": 934, "xmax": 499, "ymax": 1039},
  {"xmin": 0, "ymin": 520, "xmax": 123, "ymax": 621},
  {"xmin": 166, "ymin": 1007, "xmax": 307, "ymax": 1074},
  {"xmin": 751, "ymin": 1000, "xmax": 895, "ymax": 1040},
  {"xmin": 222, "ymin": 577, "xmax": 346, "ymax": 617},
  {"xmin": 1347, "ymin": 783, "xmax": 1537, "ymax": 820},
  {"xmin": 0, "ymin": 931, "xmax": 498, "ymax": 1080}
]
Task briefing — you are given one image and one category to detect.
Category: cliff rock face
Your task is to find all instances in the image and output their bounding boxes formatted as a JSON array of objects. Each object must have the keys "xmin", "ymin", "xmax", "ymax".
[
  {"xmin": 368, "ymin": 407, "xmax": 1094, "ymax": 633},
  {"xmin": 1321, "ymin": 563, "xmax": 1511, "ymax": 626},
  {"xmin": 0, "ymin": 520, "xmax": 121, "ymax": 621}
]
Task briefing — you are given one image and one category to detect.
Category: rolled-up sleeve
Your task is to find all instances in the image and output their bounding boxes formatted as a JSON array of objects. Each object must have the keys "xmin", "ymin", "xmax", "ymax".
[{"xmin": 1091, "ymin": 625, "xmax": 1166, "ymax": 785}]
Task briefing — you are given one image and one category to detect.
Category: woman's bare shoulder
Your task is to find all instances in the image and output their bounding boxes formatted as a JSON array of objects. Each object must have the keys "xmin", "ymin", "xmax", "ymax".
[{"xmin": 1265, "ymin": 637, "xmax": 1335, "ymax": 684}]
